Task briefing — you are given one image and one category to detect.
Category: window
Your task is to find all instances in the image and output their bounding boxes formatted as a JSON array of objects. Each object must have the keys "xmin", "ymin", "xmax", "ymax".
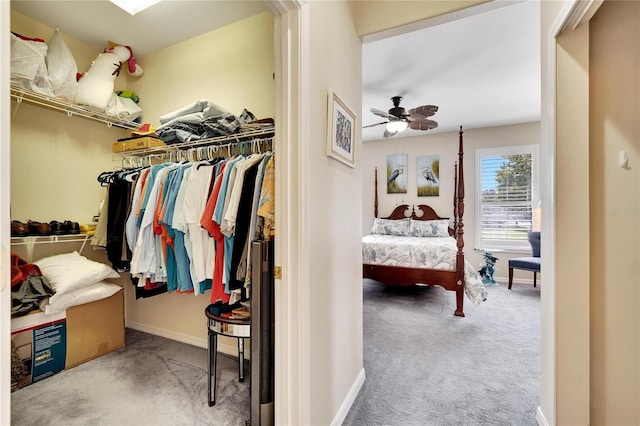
[{"xmin": 475, "ymin": 145, "xmax": 539, "ymax": 250}]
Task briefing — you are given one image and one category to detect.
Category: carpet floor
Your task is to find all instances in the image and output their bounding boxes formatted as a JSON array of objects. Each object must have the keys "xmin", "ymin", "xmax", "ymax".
[
  {"xmin": 344, "ymin": 279, "xmax": 541, "ymax": 426},
  {"xmin": 11, "ymin": 280, "xmax": 539, "ymax": 426},
  {"xmin": 11, "ymin": 329, "xmax": 250, "ymax": 426}
]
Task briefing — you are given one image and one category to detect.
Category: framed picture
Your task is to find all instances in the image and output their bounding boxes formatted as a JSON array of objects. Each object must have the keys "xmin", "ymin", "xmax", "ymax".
[
  {"xmin": 387, "ymin": 154, "xmax": 408, "ymax": 194},
  {"xmin": 417, "ymin": 155, "xmax": 440, "ymax": 196},
  {"xmin": 326, "ymin": 91, "xmax": 356, "ymax": 168}
]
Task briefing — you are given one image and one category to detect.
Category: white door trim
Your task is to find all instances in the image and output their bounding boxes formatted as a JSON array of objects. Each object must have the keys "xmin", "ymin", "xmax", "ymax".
[
  {"xmin": 265, "ymin": 1, "xmax": 311, "ymax": 424},
  {"xmin": 539, "ymin": 1, "xmax": 603, "ymax": 424},
  {"xmin": 1, "ymin": 1, "xmax": 12, "ymax": 422}
]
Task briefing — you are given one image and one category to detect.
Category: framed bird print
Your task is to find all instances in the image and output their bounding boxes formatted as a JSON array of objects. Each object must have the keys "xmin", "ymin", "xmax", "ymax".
[
  {"xmin": 387, "ymin": 154, "xmax": 407, "ymax": 194},
  {"xmin": 326, "ymin": 91, "xmax": 356, "ymax": 168},
  {"xmin": 417, "ymin": 155, "xmax": 439, "ymax": 196}
]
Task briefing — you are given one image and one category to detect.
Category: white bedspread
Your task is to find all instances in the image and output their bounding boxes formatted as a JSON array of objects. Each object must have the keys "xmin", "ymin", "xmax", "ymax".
[{"xmin": 362, "ymin": 234, "xmax": 487, "ymax": 306}]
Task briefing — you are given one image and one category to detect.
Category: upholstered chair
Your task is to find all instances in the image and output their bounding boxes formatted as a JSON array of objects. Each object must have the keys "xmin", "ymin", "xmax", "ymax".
[{"xmin": 508, "ymin": 231, "xmax": 541, "ymax": 289}]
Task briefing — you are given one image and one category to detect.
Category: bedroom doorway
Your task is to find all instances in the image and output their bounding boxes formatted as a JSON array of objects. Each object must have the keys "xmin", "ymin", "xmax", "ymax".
[{"xmin": 352, "ymin": 1, "xmax": 543, "ymax": 424}]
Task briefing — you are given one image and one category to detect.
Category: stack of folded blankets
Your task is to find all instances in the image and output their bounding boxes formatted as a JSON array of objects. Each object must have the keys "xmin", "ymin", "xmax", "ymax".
[{"xmin": 155, "ymin": 100, "xmax": 270, "ymax": 145}]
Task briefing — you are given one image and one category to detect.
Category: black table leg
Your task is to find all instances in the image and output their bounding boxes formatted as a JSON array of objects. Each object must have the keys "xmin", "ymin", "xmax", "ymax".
[
  {"xmin": 238, "ymin": 338, "xmax": 245, "ymax": 383},
  {"xmin": 208, "ymin": 330, "xmax": 217, "ymax": 406}
]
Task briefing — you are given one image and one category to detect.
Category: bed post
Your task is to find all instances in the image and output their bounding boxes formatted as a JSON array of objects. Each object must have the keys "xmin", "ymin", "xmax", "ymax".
[
  {"xmin": 453, "ymin": 162, "xmax": 458, "ymax": 234},
  {"xmin": 454, "ymin": 126, "xmax": 465, "ymax": 317},
  {"xmin": 374, "ymin": 167, "xmax": 379, "ymax": 218}
]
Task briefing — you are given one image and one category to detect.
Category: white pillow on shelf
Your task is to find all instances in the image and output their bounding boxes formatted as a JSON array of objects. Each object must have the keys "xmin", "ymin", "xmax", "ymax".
[
  {"xmin": 34, "ymin": 251, "xmax": 120, "ymax": 304},
  {"xmin": 41, "ymin": 281, "xmax": 121, "ymax": 315}
]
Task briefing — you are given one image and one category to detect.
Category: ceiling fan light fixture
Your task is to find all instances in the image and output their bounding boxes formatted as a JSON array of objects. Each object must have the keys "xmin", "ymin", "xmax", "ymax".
[{"xmin": 386, "ymin": 120, "xmax": 408, "ymax": 133}]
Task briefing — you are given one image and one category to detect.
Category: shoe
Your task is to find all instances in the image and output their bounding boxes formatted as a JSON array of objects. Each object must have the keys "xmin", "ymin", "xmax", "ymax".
[
  {"xmin": 49, "ymin": 221, "xmax": 65, "ymax": 235},
  {"xmin": 63, "ymin": 220, "xmax": 80, "ymax": 235},
  {"xmin": 79, "ymin": 223, "xmax": 97, "ymax": 235},
  {"xmin": 27, "ymin": 221, "xmax": 51, "ymax": 236},
  {"xmin": 11, "ymin": 221, "xmax": 28, "ymax": 237}
]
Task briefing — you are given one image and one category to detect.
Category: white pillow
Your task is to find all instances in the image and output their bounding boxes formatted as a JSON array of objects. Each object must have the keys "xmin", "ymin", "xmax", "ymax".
[
  {"xmin": 370, "ymin": 218, "xmax": 410, "ymax": 236},
  {"xmin": 41, "ymin": 282, "xmax": 121, "ymax": 315},
  {"xmin": 34, "ymin": 251, "xmax": 120, "ymax": 304},
  {"xmin": 409, "ymin": 219, "xmax": 450, "ymax": 237}
]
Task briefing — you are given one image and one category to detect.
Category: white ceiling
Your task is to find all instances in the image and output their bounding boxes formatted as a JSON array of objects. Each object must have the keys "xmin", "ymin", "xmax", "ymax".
[
  {"xmin": 362, "ymin": 0, "xmax": 540, "ymax": 141},
  {"xmin": 10, "ymin": 0, "xmax": 267, "ymax": 57},
  {"xmin": 11, "ymin": 0, "xmax": 540, "ymax": 142}
]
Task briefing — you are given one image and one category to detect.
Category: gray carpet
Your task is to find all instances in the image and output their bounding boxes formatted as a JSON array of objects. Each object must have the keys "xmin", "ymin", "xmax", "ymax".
[
  {"xmin": 12, "ymin": 281, "xmax": 539, "ymax": 426},
  {"xmin": 344, "ymin": 279, "xmax": 540, "ymax": 426},
  {"xmin": 11, "ymin": 329, "xmax": 250, "ymax": 426}
]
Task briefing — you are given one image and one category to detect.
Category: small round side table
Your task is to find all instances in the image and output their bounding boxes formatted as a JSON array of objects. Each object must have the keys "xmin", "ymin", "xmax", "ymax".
[{"xmin": 205, "ymin": 305, "xmax": 250, "ymax": 407}]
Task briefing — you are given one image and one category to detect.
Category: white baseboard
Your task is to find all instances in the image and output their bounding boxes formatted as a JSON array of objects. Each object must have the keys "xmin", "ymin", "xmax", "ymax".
[
  {"xmin": 536, "ymin": 406, "xmax": 549, "ymax": 426},
  {"xmin": 494, "ymin": 276, "xmax": 541, "ymax": 286},
  {"xmin": 125, "ymin": 321, "xmax": 241, "ymax": 357},
  {"xmin": 331, "ymin": 368, "xmax": 366, "ymax": 426}
]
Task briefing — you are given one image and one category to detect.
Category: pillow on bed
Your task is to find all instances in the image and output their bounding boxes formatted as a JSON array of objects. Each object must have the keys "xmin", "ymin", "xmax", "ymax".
[
  {"xmin": 370, "ymin": 218, "xmax": 411, "ymax": 236},
  {"xmin": 34, "ymin": 251, "xmax": 120, "ymax": 304},
  {"xmin": 409, "ymin": 219, "xmax": 450, "ymax": 237},
  {"xmin": 40, "ymin": 281, "xmax": 121, "ymax": 315}
]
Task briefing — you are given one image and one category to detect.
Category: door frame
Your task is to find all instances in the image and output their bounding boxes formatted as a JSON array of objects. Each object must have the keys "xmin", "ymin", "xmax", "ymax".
[{"xmin": 539, "ymin": 1, "xmax": 602, "ymax": 425}]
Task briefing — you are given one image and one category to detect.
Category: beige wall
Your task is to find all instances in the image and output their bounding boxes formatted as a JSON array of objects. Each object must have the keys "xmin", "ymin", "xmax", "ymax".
[
  {"xmin": 9, "ymin": 10, "xmax": 274, "ymax": 353},
  {"xmin": 354, "ymin": 0, "xmax": 488, "ymax": 38},
  {"xmin": 9, "ymin": 11, "xmax": 135, "ymax": 321},
  {"xmin": 362, "ymin": 122, "xmax": 541, "ymax": 281},
  {"xmin": 590, "ymin": 1, "xmax": 640, "ymax": 424},
  {"xmin": 10, "ymin": 11, "xmax": 130, "ymax": 223},
  {"xmin": 306, "ymin": 2, "xmax": 364, "ymax": 424},
  {"xmin": 123, "ymin": 11, "xmax": 274, "ymax": 350},
  {"xmin": 128, "ymin": 11, "xmax": 274, "ymax": 127}
]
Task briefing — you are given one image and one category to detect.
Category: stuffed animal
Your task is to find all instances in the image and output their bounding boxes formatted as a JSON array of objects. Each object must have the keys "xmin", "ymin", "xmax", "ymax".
[{"xmin": 74, "ymin": 42, "xmax": 143, "ymax": 111}]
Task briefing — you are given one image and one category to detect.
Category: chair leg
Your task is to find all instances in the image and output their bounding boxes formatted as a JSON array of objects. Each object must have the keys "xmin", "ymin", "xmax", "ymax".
[
  {"xmin": 508, "ymin": 267, "xmax": 514, "ymax": 289},
  {"xmin": 533, "ymin": 272, "xmax": 537, "ymax": 288}
]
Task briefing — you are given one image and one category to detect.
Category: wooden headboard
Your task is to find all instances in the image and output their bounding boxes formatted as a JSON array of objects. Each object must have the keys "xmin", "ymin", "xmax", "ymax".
[
  {"xmin": 382, "ymin": 204, "xmax": 448, "ymax": 221},
  {"xmin": 372, "ymin": 126, "xmax": 464, "ymax": 241}
]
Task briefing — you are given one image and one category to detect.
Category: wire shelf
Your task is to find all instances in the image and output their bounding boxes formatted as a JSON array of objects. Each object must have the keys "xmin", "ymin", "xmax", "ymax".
[
  {"xmin": 10, "ymin": 84, "xmax": 140, "ymax": 130},
  {"xmin": 114, "ymin": 125, "xmax": 275, "ymax": 160}
]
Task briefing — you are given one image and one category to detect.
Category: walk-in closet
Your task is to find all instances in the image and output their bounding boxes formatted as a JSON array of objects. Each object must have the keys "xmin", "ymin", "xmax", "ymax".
[{"xmin": 8, "ymin": 2, "xmax": 276, "ymax": 424}]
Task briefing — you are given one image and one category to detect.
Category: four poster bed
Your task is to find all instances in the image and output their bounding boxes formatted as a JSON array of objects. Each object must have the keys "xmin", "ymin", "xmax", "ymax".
[{"xmin": 362, "ymin": 127, "xmax": 486, "ymax": 317}]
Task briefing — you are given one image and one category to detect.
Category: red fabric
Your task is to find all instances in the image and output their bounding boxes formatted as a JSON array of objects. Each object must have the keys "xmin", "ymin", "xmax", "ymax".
[
  {"xmin": 12, "ymin": 32, "xmax": 45, "ymax": 43},
  {"xmin": 11, "ymin": 254, "xmax": 42, "ymax": 288},
  {"xmin": 200, "ymin": 163, "xmax": 226, "ymax": 236},
  {"xmin": 199, "ymin": 164, "xmax": 230, "ymax": 305}
]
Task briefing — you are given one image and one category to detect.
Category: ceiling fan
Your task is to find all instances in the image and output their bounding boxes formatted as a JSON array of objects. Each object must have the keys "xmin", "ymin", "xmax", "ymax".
[{"xmin": 364, "ymin": 96, "xmax": 439, "ymax": 138}]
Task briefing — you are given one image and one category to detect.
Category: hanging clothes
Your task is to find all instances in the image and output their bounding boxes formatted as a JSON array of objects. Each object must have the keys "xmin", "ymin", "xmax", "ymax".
[{"xmin": 96, "ymin": 138, "xmax": 274, "ymax": 315}]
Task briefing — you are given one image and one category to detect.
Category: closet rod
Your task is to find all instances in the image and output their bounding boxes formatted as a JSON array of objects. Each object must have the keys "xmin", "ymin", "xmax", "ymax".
[
  {"xmin": 117, "ymin": 125, "xmax": 275, "ymax": 158},
  {"xmin": 10, "ymin": 85, "xmax": 140, "ymax": 130},
  {"xmin": 121, "ymin": 136, "xmax": 274, "ymax": 168}
]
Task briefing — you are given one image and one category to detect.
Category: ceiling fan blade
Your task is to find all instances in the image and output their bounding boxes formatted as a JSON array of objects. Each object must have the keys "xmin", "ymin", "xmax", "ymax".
[
  {"xmin": 383, "ymin": 129, "xmax": 398, "ymax": 138},
  {"xmin": 370, "ymin": 108, "xmax": 394, "ymax": 119},
  {"xmin": 362, "ymin": 121, "xmax": 388, "ymax": 129},
  {"xmin": 408, "ymin": 105, "xmax": 439, "ymax": 119},
  {"xmin": 409, "ymin": 119, "xmax": 438, "ymax": 131}
]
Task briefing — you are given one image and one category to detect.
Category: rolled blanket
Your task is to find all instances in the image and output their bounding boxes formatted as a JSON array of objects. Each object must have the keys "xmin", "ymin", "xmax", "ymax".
[{"xmin": 158, "ymin": 99, "xmax": 230, "ymax": 128}]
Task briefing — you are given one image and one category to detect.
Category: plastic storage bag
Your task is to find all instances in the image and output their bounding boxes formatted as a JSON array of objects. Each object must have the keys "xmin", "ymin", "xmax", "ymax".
[
  {"xmin": 10, "ymin": 32, "xmax": 54, "ymax": 96},
  {"xmin": 45, "ymin": 29, "xmax": 78, "ymax": 102}
]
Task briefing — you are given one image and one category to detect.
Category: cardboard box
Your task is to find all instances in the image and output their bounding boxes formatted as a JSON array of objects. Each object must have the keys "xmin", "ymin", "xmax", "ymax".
[
  {"xmin": 10, "ymin": 290, "xmax": 124, "ymax": 391},
  {"xmin": 66, "ymin": 289, "xmax": 125, "ymax": 368},
  {"xmin": 10, "ymin": 310, "xmax": 67, "ymax": 391},
  {"xmin": 112, "ymin": 136, "xmax": 166, "ymax": 153}
]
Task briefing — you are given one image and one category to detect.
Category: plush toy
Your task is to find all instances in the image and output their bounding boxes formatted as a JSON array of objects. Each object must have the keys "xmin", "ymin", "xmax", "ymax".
[{"xmin": 74, "ymin": 42, "xmax": 143, "ymax": 111}]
